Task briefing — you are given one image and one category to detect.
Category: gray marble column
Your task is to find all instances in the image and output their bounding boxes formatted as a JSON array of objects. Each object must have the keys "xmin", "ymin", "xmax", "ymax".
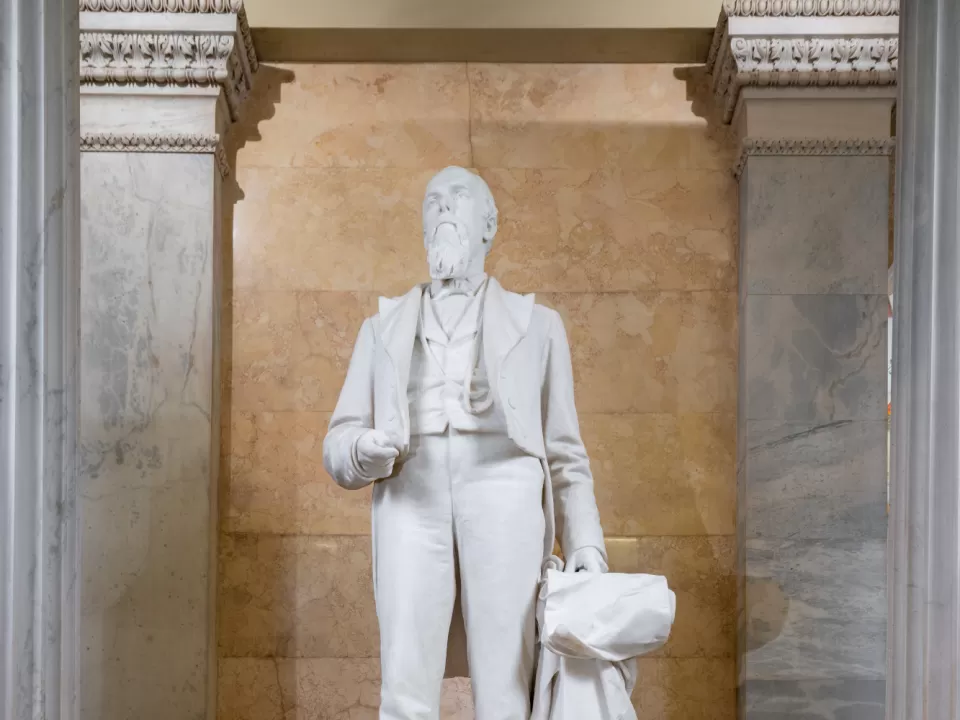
[
  {"xmin": 887, "ymin": 0, "xmax": 960, "ymax": 717},
  {"xmin": 708, "ymin": 5, "xmax": 898, "ymax": 718},
  {"xmin": 737, "ymin": 148, "xmax": 891, "ymax": 719},
  {"xmin": 0, "ymin": 1, "xmax": 81, "ymax": 719}
]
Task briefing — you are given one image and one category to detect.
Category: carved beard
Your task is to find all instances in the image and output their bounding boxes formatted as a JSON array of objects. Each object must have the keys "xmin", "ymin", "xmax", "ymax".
[{"xmin": 427, "ymin": 221, "xmax": 471, "ymax": 280}]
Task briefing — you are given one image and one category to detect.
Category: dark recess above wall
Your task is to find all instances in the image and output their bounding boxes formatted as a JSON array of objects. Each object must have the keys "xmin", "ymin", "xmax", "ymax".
[{"xmin": 251, "ymin": 27, "xmax": 714, "ymax": 64}]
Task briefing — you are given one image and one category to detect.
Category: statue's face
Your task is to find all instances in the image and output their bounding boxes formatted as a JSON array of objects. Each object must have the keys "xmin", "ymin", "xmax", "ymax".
[{"xmin": 422, "ymin": 167, "xmax": 492, "ymax": 280}]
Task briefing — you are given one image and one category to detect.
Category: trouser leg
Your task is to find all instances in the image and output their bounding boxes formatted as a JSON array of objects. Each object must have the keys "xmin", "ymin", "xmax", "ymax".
[
  {"xmin": 451, "ymin": 433, "xmax": 546, "ymax": 720},
  {"xmin": 374, "ymin": 434, "xmax": 456, "ymax": 720}
]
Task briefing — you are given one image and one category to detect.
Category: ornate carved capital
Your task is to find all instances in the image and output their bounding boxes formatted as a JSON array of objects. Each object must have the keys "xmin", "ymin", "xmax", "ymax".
[
  {"xmin": 79, "ymin": 0, "xmax": 257, "ymax": 122},
  {"xmin": 707, "ymin": 1, "xmax": 899, "ymax": 122}
]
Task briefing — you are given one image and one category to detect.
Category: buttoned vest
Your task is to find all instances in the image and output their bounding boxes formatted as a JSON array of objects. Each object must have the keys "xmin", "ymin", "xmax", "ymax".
[{"xmin": 408, "ymin": 285, "xmax": 508, "ymax": 435}]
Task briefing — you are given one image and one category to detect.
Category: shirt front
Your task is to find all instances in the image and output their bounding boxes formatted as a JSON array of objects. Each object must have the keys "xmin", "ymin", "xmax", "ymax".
[{"xmin": 407, "ymin": 280, "xmax": 507, "ymax": 435}]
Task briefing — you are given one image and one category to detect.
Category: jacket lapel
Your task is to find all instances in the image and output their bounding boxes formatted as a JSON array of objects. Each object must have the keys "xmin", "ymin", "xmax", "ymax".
[
  {"xmin": 377, "ymin": 279, "xmax": 534, "ymax": 440},
  {"xmin": 482, "ymin": 277, "xmax": 535, "ymax": 389},
  {"xmin": 378, "ymin": 285, "xmax": 423, "ymax": 433}
]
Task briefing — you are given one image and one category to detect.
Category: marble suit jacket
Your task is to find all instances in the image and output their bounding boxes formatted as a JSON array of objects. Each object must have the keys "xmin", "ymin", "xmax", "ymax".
[{"xmin": 323, "ymin": 277, "xmax": 606, "ymax": 561}]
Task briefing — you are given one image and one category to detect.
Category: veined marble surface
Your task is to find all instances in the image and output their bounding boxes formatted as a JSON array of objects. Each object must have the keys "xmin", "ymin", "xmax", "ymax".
[
  {"xmin": 745, "ymin": 538, "xmax": 886, "ymax": 680},
  {"xmin": 0, "ymin": 1, "xmax": 81, "ymax": 719},
  {"xmin": 744, "ymin": 293, "xmax": 888, "ymax": 424},
  {"xmin": 79, "ymin": 152, "xmax": 218, "ymax": 720},
  {"xmin": 742, "ymin": 157, "xmax": 889, "ymax": 296},
  {"xmin": 737, "ymin": 149, "xmax": 891, "ymax": 719},
  {"xmin": 745, "ymin": 419, "xmax": 886, "ymax": 540}
]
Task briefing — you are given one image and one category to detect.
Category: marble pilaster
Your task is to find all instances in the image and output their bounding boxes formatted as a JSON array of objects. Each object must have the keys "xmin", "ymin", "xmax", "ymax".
[
  {"xmin": 0, "ymin": 2, "xmax": 81, "ymax": 719},
  {"xmin": 709, "ymin": 3, "xmax": 897, "ymax": 717},
  {"xmin": 888, "ymin": 0, "xmax": 960, "ymax": 717},
  {"xmin": 77, "ymin": 4, "xmax": 256, "ymax": 719}
]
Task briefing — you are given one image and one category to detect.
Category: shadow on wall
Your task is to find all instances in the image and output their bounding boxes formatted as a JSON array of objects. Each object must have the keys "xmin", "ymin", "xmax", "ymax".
[
  {"xmin": 217, "ymin": 63, "xmax": 299, "ymax": 718},
  {"xmin": 214, "ymin": 61, "xmax": 791, "ymax": 720},
  {"xmin": 672, "ymin": 63, "xmax": 792, "ymax": 716},
  {"xmin": 219, "ymin": 62, "xmax": 296, "ymax": 535},
  {"xmin": 673, "ymin": 65, "xmax": 720, "ymax": 124}
]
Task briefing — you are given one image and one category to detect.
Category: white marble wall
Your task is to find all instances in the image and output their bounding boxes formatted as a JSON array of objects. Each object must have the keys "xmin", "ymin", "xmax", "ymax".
[
  {"xmin": 0, "ymin": 1, "xmax": 81, "ymax": 719},
  {"xmin": 79, "ymin": 152, "xmax": 220, "ymax": 720}
]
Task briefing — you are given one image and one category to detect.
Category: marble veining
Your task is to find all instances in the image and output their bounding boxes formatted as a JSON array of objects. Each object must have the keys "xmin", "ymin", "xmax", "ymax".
[
  {"xmin": 745, "ymin": 420, "xmax": 886, "ymax": 540},
  {"xmin": 468, "ymin": 64, "xmax": 735, "ymax": 171},
  {"xmin": 218, "ymin": 658, "xmax": 475, "ymax": 720},
  {"xmin": 743, "ymin": 156, "xmax": 889, "ymax": 296},
  {"xmin": 744, "ymin": 294, "xmax": 887, "ymax": 423},
  {"xmin": 745, "ymin": 539, "xmax": 886, "ymax": 680},
  {"xmin": 544, "ymin": 291, "xmax": 737, "ymax": 415},
  {"xmin": 1, "ymin": 1, "xmax": 81, "ymax": 719},
  {"xmin": 743, "ymin": 676, "xmax": 885, "ymax": 720},
  {"xmin": 218, "ymin": 533, "xmax": 378, "ymax": 659},
  {"xmin": 79, "ymin": 152, "xmax": 217, "ymax": 720},
  {"xmin": 734, "ymin": 96, "xmax": 893, "ymax": 717}
]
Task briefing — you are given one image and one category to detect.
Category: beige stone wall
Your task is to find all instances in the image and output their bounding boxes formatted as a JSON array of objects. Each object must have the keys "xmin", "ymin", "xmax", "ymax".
[{"xmin": 218, "ymin": 63, "xmax": 738, "ymax": 719}]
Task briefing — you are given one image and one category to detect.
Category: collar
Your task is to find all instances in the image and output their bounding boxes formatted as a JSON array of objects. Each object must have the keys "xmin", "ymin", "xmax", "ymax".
[
  {"xmin": 377, "ymin": 277, "xmax": 535, "ymax": 384},
  {"xmin": 421, "ymin": 281, "xmax": 485, "ymax": 345},
  {"xmin": 429, "ymin": 272, "xmax": 487, "ymax": 301}
]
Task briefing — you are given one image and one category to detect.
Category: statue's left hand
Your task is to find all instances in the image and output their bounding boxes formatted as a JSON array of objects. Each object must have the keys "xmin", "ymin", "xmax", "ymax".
[{"xmin": 564, "ymin": 547, "xmax": 608, "ymax": 574}]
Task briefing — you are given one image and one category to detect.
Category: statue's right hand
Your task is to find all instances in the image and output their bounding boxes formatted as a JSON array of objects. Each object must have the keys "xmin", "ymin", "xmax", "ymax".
[{"xmin": 355, "ymin": 430, "xmax": 401, "ymax": 479}]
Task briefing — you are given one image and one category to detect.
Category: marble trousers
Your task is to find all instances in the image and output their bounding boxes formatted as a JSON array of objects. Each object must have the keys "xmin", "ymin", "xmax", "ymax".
[{"xmin": 372, "ymin": 428, "xmax": 546, "ymax": 720}]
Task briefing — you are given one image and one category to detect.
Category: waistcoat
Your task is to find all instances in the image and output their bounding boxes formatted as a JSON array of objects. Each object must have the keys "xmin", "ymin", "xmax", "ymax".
[{"xmin": 407, "ymin": 284, "xmax": 507, "ymax": 435}]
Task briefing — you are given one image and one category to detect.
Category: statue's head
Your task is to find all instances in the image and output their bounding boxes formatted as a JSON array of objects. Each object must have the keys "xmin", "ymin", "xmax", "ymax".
[{"xmin": 422, "ymin": 166, "xmax": 498, "ymax": 280}]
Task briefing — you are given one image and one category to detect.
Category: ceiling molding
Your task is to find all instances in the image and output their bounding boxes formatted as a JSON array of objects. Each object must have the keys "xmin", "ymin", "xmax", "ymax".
[
  {"xmin": 79, "ymin": 1, "xmax": 259, "ymax": 122},
  {"xmin": 707, "ymin": 1, "xmax": 898, "ymax": 123}
]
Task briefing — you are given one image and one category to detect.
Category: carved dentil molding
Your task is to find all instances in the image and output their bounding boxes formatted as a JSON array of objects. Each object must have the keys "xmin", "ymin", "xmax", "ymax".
[
  {"xmin": 79, "ymin": 1, "xmax": 257, "ymax": 122},
  {"xmin": 707, "ymin": 3, "xmax": 898, "ymax": 123},
  {"xmin": 733, "ymin": 136, "xmax": 895, "ymax": 177},
  {"xmin": 80, "ymin": 132, "xmax": 231, "ymax": 178}
]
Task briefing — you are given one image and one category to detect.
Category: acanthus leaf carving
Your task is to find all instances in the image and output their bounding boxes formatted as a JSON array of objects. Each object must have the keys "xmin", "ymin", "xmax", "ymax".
[
  {"xmin": 79, "ymin": 0, "xmax": 258, "ymax": 74},
  {"xmin": 730, "ymin": 37, "xmax": 897, "ymax": 75},
  {"xmin": 707, "ymin": 0, "xmax": 898, "ymax": 123},
  {"xmin": 711, "ymin": 36, "xmax": 898, "ymax": 122},
  {"xmin": 80, "ymin": 31, "xmax": 249, "ymax": 120}
]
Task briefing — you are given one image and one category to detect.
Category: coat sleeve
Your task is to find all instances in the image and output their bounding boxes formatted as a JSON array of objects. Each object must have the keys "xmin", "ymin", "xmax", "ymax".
[
  {"xmin": 541, "ymin": 310, "xmax": 607, "ymax": 559},
  {"xmin": 323, "ymin": 317, "xmax": 380, "ymax": 490}
]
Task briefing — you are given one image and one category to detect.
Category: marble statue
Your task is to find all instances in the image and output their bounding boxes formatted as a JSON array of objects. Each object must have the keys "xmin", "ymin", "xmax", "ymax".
[{"xmin": 323, "ymin": 166, "xmax": 608, "ymax": 720}]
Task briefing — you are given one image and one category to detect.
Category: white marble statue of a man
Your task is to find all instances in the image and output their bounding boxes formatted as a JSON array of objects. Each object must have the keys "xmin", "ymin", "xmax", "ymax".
[{"xmin": 323, "ymin": 166, "xmax": 608, "ymax": 720}]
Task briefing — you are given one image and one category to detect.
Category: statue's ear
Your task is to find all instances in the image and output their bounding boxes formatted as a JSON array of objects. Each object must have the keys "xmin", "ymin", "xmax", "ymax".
[{"xmin": 483, "ymin": 214, "xmax": 498, "ymax": 244}]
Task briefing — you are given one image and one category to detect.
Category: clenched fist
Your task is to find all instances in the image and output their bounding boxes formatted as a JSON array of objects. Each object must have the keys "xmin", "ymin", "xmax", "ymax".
[{"xmin": 355, "ymin": 429, "xmax": 402, "ymax": 480}]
